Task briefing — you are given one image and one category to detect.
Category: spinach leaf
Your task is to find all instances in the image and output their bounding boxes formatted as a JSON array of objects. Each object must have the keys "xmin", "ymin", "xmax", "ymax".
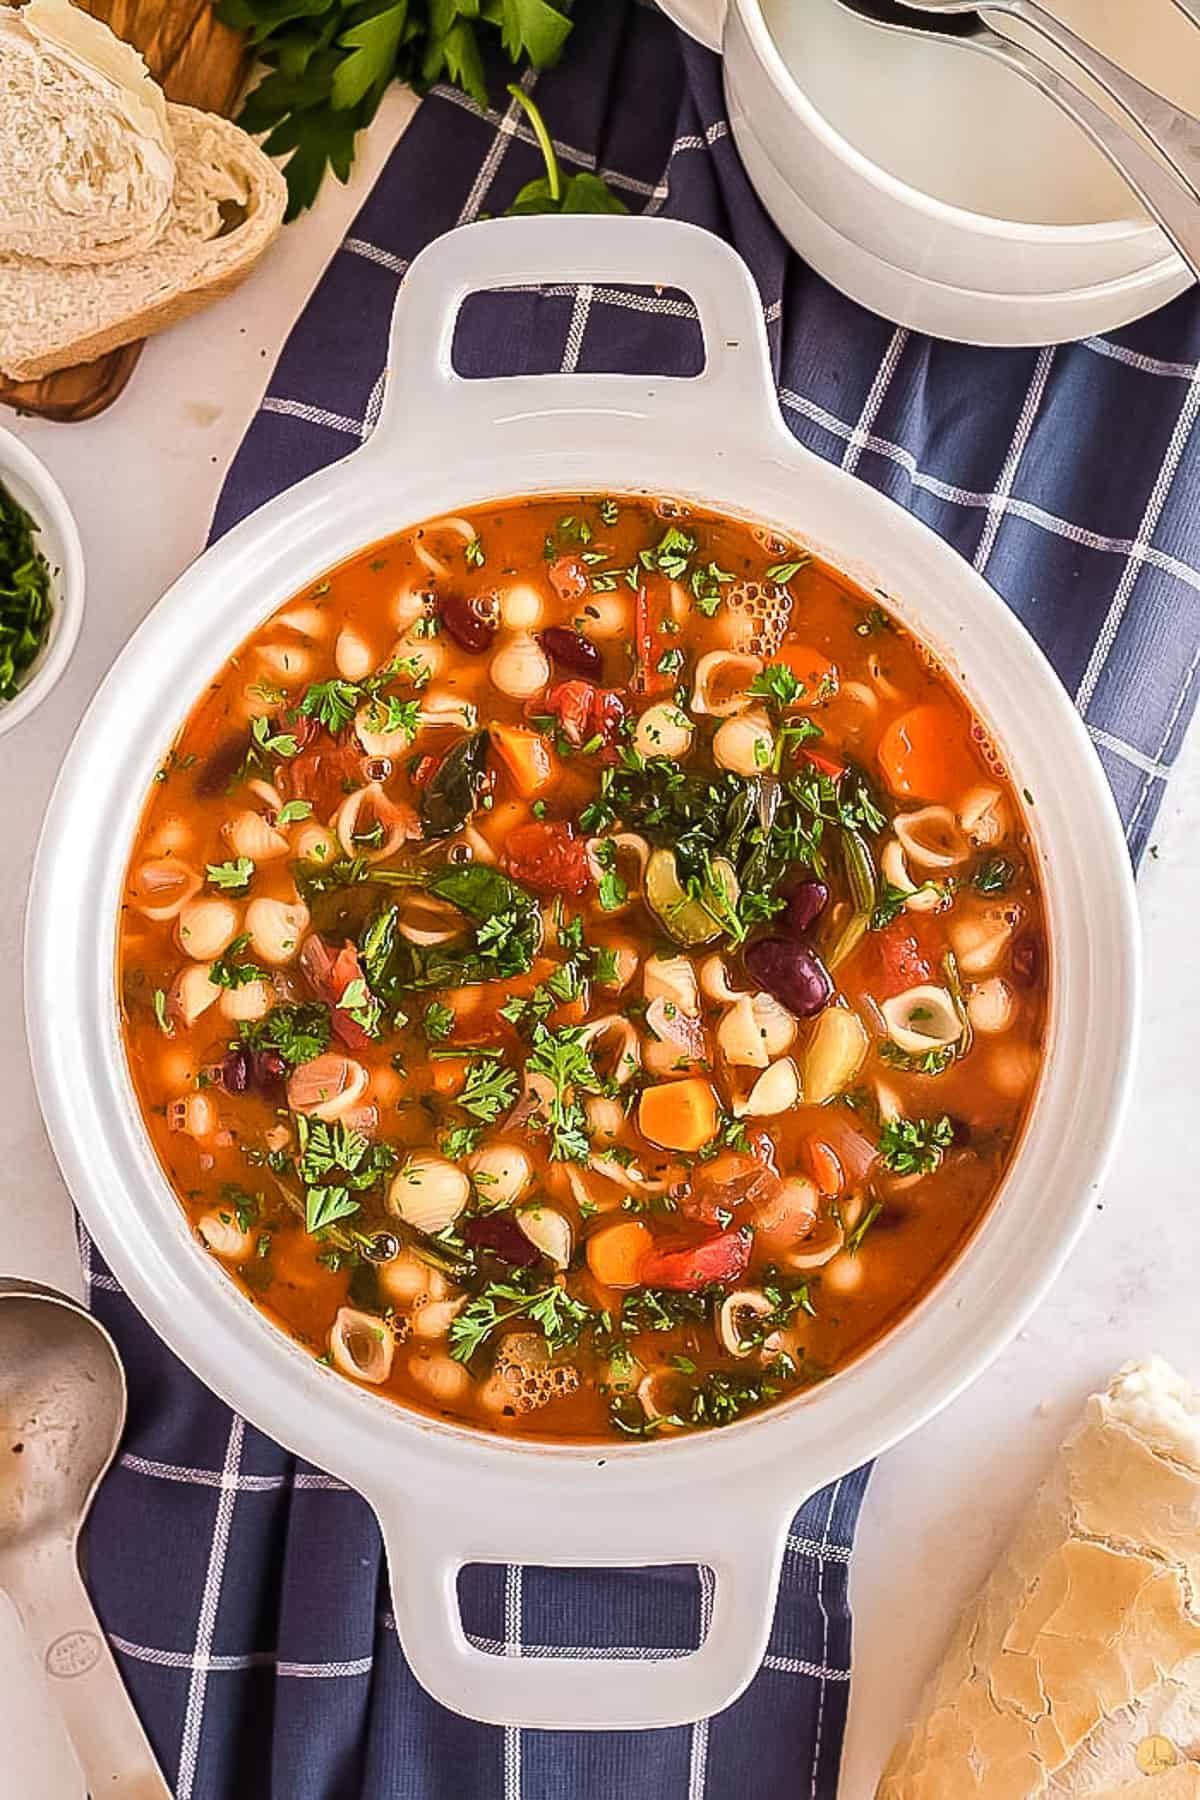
[
  {"xmin": 363, "ymin": 864, "xmax": 542, "ymax": 996},
  {"xmin": 420, "ymin": 731, "xmax": 490, "ymax": 839}
]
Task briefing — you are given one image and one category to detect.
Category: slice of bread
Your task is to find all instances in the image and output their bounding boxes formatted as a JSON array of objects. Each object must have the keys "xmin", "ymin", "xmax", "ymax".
[
  {"xmin": 0, "ymin": 103, "xmax": 287, "ymax": 381},
  {"xmin": 0, "ymin": 0, "xmax": 175, "ymax": 265}
]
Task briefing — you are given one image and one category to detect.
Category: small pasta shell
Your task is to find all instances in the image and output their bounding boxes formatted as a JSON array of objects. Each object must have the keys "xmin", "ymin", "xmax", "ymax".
[
  {"xmin": 643, "ymin": 954, "xmax": 700, "ymax": 1016},
  {"xmin": 378, "ymin": 1253, "xmax": 444, "ymax": 1307},
  {"xmin": 750, "ymin": 992, "xmax": 797, "ymax": 1059},
  {"xmin": 286, "ymin": 1053, "xmax": 369, "ymax": 1120},
  {"xmin": 959, "ymin": 785, "xmax": 1008, "ymax": 847},
  {"xmin": 329, "ymin": 1308, "xmax": 394, "ymax": 1385},
  {"xmin": 633, "ymin": 702, "xmax": 694, "ymax": 761},
  {"xmin": 577, "ymin": 1016, "xmax": 642, "ymax": 1087},
  {"xmin": 409, "ymin": 1350, "xmax": 472, "ymax": 1403},
  {"xmin": 881, "ymin": 985, "xmax": 963, "ymax": 1055},
  {"xmin": 733, "ymin": 1057, "xmax": 800, "ymax": 1118},
  {"xmin": 894, "ymin": 807, "xmax": 968, "ymax": 872},
  {"xmin": 718, "ymin": 995, "xmax": 770, "ymax": 1069},
  {"xmin": 245, "ymin": 897, "xmax": 309, "ymax": 966},
  {"xmin": 410, "ymin": 1298, "xmax": 465, "ymax": 1340},
  {"xmin": 881, "ymin": 838, "xmax": 941, "ymax": 913},
  {"xmin": 255, "ymin": 641, "xmax": 312, "ymax": 685},
  {"xmin": 717, "ymin": 1290, "xmax": 774, "ymax": 1357},
  {"xmin": 218, "ymin": 978, "xmax": 273, "ymax": 1024},
  {"xmin": 712, "ymin": 709, "xmax": 774, "ymax": 777},
  {"xmin": 293, "ymin": 823, "xmax": 338, "ymax": 866},
  {"xmin": 690, "ymin": 650, "xmax": 763, "ymax": 717},
  {"xmin": 176, "ymin": 897, "xmax": 241, "ymax": 961},
  {"xmin": 224, "ymin": 810, "xmax": 289, "ymax": 863},
  {"xmin": 132, "ymin": 858, "xmax": 201, "ymax": 921},
  {"xmin": 388, "ymin": 1156, "xmax": 470, "ymax": 1234},
  {"xmin": 490, "ymin": 632, "xmax": 550, "ymax": 700},
  {"xmin": 467, "ymin": 1142, "xmax": 533, "ymax": 1207},
  {"xmin": 276, "ymin": 603, "xmax": 328, "ymax": 638},
  {"xmin": 197, "ymin": 1210, "xmax": 254, "ymax": 1262},
  {"xmin": 499, "ymin": 583, "xmax": 543, "ymax": 630},
  {"xmin": 334, "ymin": 784, "xmax": 418, "ymax": 863},
  {"xmin": 700, "ymin": 955, "xmax": 744, "ymax": 1004},
  {"xmin": 584, "ymin": 1095, "xmax": 624, "ymax": 1143},
  {"xmin": 516, "ymin": 1206, "xmax": 572, "ymax": 1269},
  {"xmin": 170, "ymin": 962, "xmax": 221, "ymax": 1028},
  {"xmin": 336, "ymin": 627, "xmax": 375, "ymax": 682},
  {"xmin": 967, "ymin": 977, "xmax": 1015, "ymax": 1034},
  {"xmin": 573, "ymin": 592, "xmax": 630, "ymax": 640},
  {"xmin": 950, "ymin": 907, "xmax": 1014, "ymax": 977}
]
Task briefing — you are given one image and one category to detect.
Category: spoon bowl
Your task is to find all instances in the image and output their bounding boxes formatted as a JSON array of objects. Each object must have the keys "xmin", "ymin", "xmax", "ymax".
[{"xmin": 0, "ymin": 1278, "xmax": 171, "ymax": 1798}]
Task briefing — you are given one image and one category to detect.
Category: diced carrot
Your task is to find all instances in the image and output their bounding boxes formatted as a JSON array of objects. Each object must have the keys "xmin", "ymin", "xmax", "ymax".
[
  {"xmin": 586, "ymin": 1220, "xmax": 653, "ymax": 1288},
  {"xmin": 637, "ymin": 1078, "xmax": 719, "ymax": 1153},
  {"xmin": 778, "ymin": 642, "xmax": 838, "ymax": 699},
  {"xmin": 877, "ymin": 703, "xmax": 981, "ymax": 800},
  {"xmin": 806, "ymin": 1138, "xmax": 844, "ymax": 1198},
  {"xmin": 489, "ymin": 723, "xmax": 559, "ymax": 799}
]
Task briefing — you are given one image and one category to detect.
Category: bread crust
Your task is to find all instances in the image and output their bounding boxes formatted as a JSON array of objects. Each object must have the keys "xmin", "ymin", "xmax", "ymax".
[
  {"xmin": 0, "ymin": 105, "xmax": 286, "ymax": 380},
  {"xmin": 877, "ymin": 1360, "xmax": 1200, "ymax": 1798}
]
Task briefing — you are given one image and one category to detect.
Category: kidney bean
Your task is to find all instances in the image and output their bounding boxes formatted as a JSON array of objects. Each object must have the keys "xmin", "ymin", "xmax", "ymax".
[
  {"xmin": 439, "ymin": 592, "xmax": 497, "ymax": 654},
  {"xmin": 541, "ymin": 626, "xmax": 602, "ymax": 680},
  {"xmin": 743, "ymin": 937, "xmax": 834, "ymax": 1018}
]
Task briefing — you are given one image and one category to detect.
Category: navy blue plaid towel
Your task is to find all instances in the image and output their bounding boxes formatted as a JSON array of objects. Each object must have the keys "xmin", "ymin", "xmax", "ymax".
[{"xmin": 83, "ymin": 3, "xmax": 1200, "ymax": 1796}]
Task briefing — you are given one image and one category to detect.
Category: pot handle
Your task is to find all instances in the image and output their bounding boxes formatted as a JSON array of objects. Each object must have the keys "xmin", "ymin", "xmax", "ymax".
[
  {"xmin": 374, "ymin": 1480, "xmax": 796, "ymax": 1730},
  {"xmin": 655, "ymin": 0, "xmax": 727, "ymax": 51},
  {"xmin": 370, "ymin": 214, "xmax": 779, "ymax": 456}
]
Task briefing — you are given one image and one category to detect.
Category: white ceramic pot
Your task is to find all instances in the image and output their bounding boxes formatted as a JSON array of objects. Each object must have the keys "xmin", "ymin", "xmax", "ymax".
[
  {"xmin": 26, "ymin": 216, "xmax": 1139, "ymax": 1731},
  {"xmin": 659, "ymin": 0, "xmax": 1194, "ymax": 344}
]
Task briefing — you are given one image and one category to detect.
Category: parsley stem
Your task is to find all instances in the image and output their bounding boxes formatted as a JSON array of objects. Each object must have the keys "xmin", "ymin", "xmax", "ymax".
[{"xmin": 507, "ymin": 84, "xmax": 561, "ymax": 203}]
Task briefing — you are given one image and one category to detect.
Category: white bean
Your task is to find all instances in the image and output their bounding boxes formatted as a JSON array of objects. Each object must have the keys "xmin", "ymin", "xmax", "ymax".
[{"xmin": 574, "ymin": 592, "xmax": 630, "ymax": 640}]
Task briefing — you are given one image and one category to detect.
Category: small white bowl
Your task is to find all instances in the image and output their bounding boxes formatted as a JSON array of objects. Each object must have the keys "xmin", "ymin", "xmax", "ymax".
[
  {"xmin": 0, "ymin": 426, "xmax": 85, "ymax": 738},
  {"xmin": 661, "ymin": 0, "xmax": 1197, "ymax": 344}
]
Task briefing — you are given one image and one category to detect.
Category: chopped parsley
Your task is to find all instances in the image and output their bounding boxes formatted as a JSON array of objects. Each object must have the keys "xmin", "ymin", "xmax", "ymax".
[
  {"xmin": 250, "ymin": 715, "xmax": 299, "ymax": 759},
  {"xmin": 153, "ymin": 988, "xmax": 173, "ymax": 1036},
  {"xmin": 457, "ymin": 1055, "xmax": 521, "ymax": 1125},
  {"xmin": 974, "ymin": 857, "xmax": 1014, "ymax": 894},
  {"xmin": 423, "ymin": 1001, "xmax": 456, "ymax": 1043},
  {"xmin": 877, "ymin": 1114, "xmax": 954, "ymax": 1176},
  {"xmin": 239, "ymin": 1003, "xmax": 330, "ymax": 1068},
  {"xmin": 765, "ymin": 557, "xmax": 809, "ymax": 584},
  {"xmin": 524, "ymin": 1023, "xmax": 599, "ymax": 1162},
  {"xmin": 206, "ymin": 857, "xmax": 255, "ymax": 893},
  {"xmin": 276, "ymin": 799, "xmax": 313, "ymax": 826},
  {"xmin": 448, "ymin": 1279, "xmax": 593, "ymax": 1364},
  {"xmin": 746, "ymin": 662, "xmax": 805, "ymax": 712},
  {"xmin": 209, "ymin": 933, "xmax": 268, "ymax": 990},
  {"xmin": 465, "ymin": 536, "xmax": 486, "ymax": 568},
  {"xmin": 0, "ymin": 480, "xmax": 54, "ymax": 703}
]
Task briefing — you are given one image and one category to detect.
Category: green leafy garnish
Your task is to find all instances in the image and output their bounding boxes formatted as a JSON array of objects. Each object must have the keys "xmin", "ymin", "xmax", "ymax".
[
  {"xmin": 524, "ymin": 1022, "xmax": 599, "ymax": 1162},
  {"xmin": 877, "ymin": 1114, "xmax": 954, "ymax": 1176},
  {"xmin": 465, "ymin": 536, "xmax": 486, "ymax": 569},
  {"xmin": 239, "ymin": 1003, "xmax": 330, "ymax": 1069},
  {"xmin": 423, "ymin": 1001, "xmax": 456, "ymax": 1043},
  {"xmin": 296, "ymin": 678, "xmax": 361, "ymax": 733},
  {"xmin": 225, "ymin": 0, "xmax": 574, "ymax": 218},
  {"xmin": 502, "ymin": 86, "xmax": 628, "ymax": 217},
  {"xmin": 0, "ymin": 480, "xmax": 53, "ymax": 704},
  {"xmin": 765, "ymin": 557, "xmax": 809, "ymax": 584},
  {"xmin": 251, "ymin": 715, "xmax": 299, "ymax": 759},
  {"xmin": 974, "ymin": 857, "xmax": 1014, "ymax": 894},
  {"xmin": 153, "ymin": 988, "xmax": 173, "ymax": 1036},
  {"xmin": 448, "ymin": 1278, "xmax": 592, "ymax": 1364},
  {"xmin": 747, "ymin": 663, "xmax": 805, "ymax": 712},
  {"xmin": 206, "ymin": 857, "xmax": 255, "ymax": 893},
  {"xmin": 458, "ymin": 1055, "xmax": 521, "ymax": 1125},
  {"xmin": 276, "ymin": 799, "xmax": 313, "ymax": 826},
  {"xmin": 690, "ymin": 561, "xmax": 734, "ymax": 615},
  {"xmin": 209, "ymin": 933, "xmax": 268, "ymax": 990}
]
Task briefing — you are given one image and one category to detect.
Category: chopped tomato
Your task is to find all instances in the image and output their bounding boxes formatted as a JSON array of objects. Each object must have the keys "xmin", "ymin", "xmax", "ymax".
[
  {"xmin": 540, "ymin": 681, "xmax": 627, "ymax": 756},
  {"xmin": 634, "ymin": 582, "xmax": 675, "ymax": 696},
  {"xmin": 503, "ymin": 820, "xmax": 592, "ymax": 896},
  {"xmin": 873, "ymin": 918, "xmax": 936, "ymax": 998},
  {"xmin": 300, "ymin": 934, "xmax": 374, "ymax": 1048},
  {"xmin": 638, "ymin": 1227, "xmax": 752, "ymax": 1292},
  {"xmin": 803, "ymin": 747, "xmax": 846, "ymax": 780},
  {"xmin": 279, "ymin": 737, "xmax": 367, "ymax": 819},
  {"xmin": 541, "ymin": 680, "xmax": 595, "ymax": 746},
  {"xmin": 548, "ymin": 555, "xmax": 589, "ymax": 603},
  {"xmin": 410, "ymin": 753, "xmax": 440, "ymax": 788}
]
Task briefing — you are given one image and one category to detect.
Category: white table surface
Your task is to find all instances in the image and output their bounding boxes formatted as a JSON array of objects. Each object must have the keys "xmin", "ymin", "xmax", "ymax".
[{"xmin": 2, "ymin": 87, "xmax": 1197, "ymax": 1799}]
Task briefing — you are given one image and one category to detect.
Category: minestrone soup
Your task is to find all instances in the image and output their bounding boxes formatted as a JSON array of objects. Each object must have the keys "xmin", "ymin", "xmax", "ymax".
[{"xmin": 119, "ymin": 495, "xmax": 1048, "ymax": 1439}]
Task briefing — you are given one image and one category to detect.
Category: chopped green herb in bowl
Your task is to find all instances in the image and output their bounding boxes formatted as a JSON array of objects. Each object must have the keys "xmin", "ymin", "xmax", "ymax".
[{"xmin": 0, "ymin": 431, "xmax": 84, "ymax": 736}]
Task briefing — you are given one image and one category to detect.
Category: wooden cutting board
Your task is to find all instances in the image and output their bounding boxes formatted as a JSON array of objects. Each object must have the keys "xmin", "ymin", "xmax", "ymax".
[{"xmin": 0, "ymin": 0, "xmax": 250, "ymax": 422}]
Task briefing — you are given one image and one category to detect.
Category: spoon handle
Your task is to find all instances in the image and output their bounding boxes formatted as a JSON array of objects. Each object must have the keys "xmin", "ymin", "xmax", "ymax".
[
  {"xmin": 6, "ymin": 1547, "xmax": 173, "ymax": 1799},
  {"xmin": 972, "ymin": 24, "xmax": 1200, "ymax": 279},
  {"xmin": 990, "ymin": 0, "xmax": 1200, "ymax": 205}
]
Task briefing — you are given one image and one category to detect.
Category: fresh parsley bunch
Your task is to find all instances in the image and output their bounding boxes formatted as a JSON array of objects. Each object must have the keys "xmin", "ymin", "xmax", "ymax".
[{"xmin": 221, "ymin": 0, "xmax": 574, "ymax": 216}]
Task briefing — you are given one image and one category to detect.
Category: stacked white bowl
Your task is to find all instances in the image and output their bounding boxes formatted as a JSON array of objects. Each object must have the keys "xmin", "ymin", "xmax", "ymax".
[{"xmin": 661, "ymin": 0, "xmax": 1199, "ymax": 345}]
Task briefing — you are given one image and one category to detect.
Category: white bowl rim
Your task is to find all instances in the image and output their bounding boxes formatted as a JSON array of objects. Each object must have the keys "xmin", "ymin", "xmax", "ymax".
[
  {"xmin": 22, "ymin": 218, "xmax": 1142, "ymax": 1729},
  {"xmin": 728, "ymin": 0, "xmax": 1168, "ymax": 252},
  {"xmin": 0, "ymin": 426, "xmax": 86, "ymax": 739}
]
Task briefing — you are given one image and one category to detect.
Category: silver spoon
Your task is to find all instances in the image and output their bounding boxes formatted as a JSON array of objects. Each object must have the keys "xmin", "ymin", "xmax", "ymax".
[
  {"xmin": 0, "ymin": 1278, "xmax": 172, "ymax": 1799},
  {"xmin": 834, "ymin": 0, "xmax": 1200, "ymax": 279}
]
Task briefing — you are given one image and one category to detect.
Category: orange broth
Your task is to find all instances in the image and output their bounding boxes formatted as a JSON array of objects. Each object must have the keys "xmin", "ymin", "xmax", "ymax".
[{"xmin": 118, "ymin": 494, "xmax": 1048, "ymax": 1440}]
